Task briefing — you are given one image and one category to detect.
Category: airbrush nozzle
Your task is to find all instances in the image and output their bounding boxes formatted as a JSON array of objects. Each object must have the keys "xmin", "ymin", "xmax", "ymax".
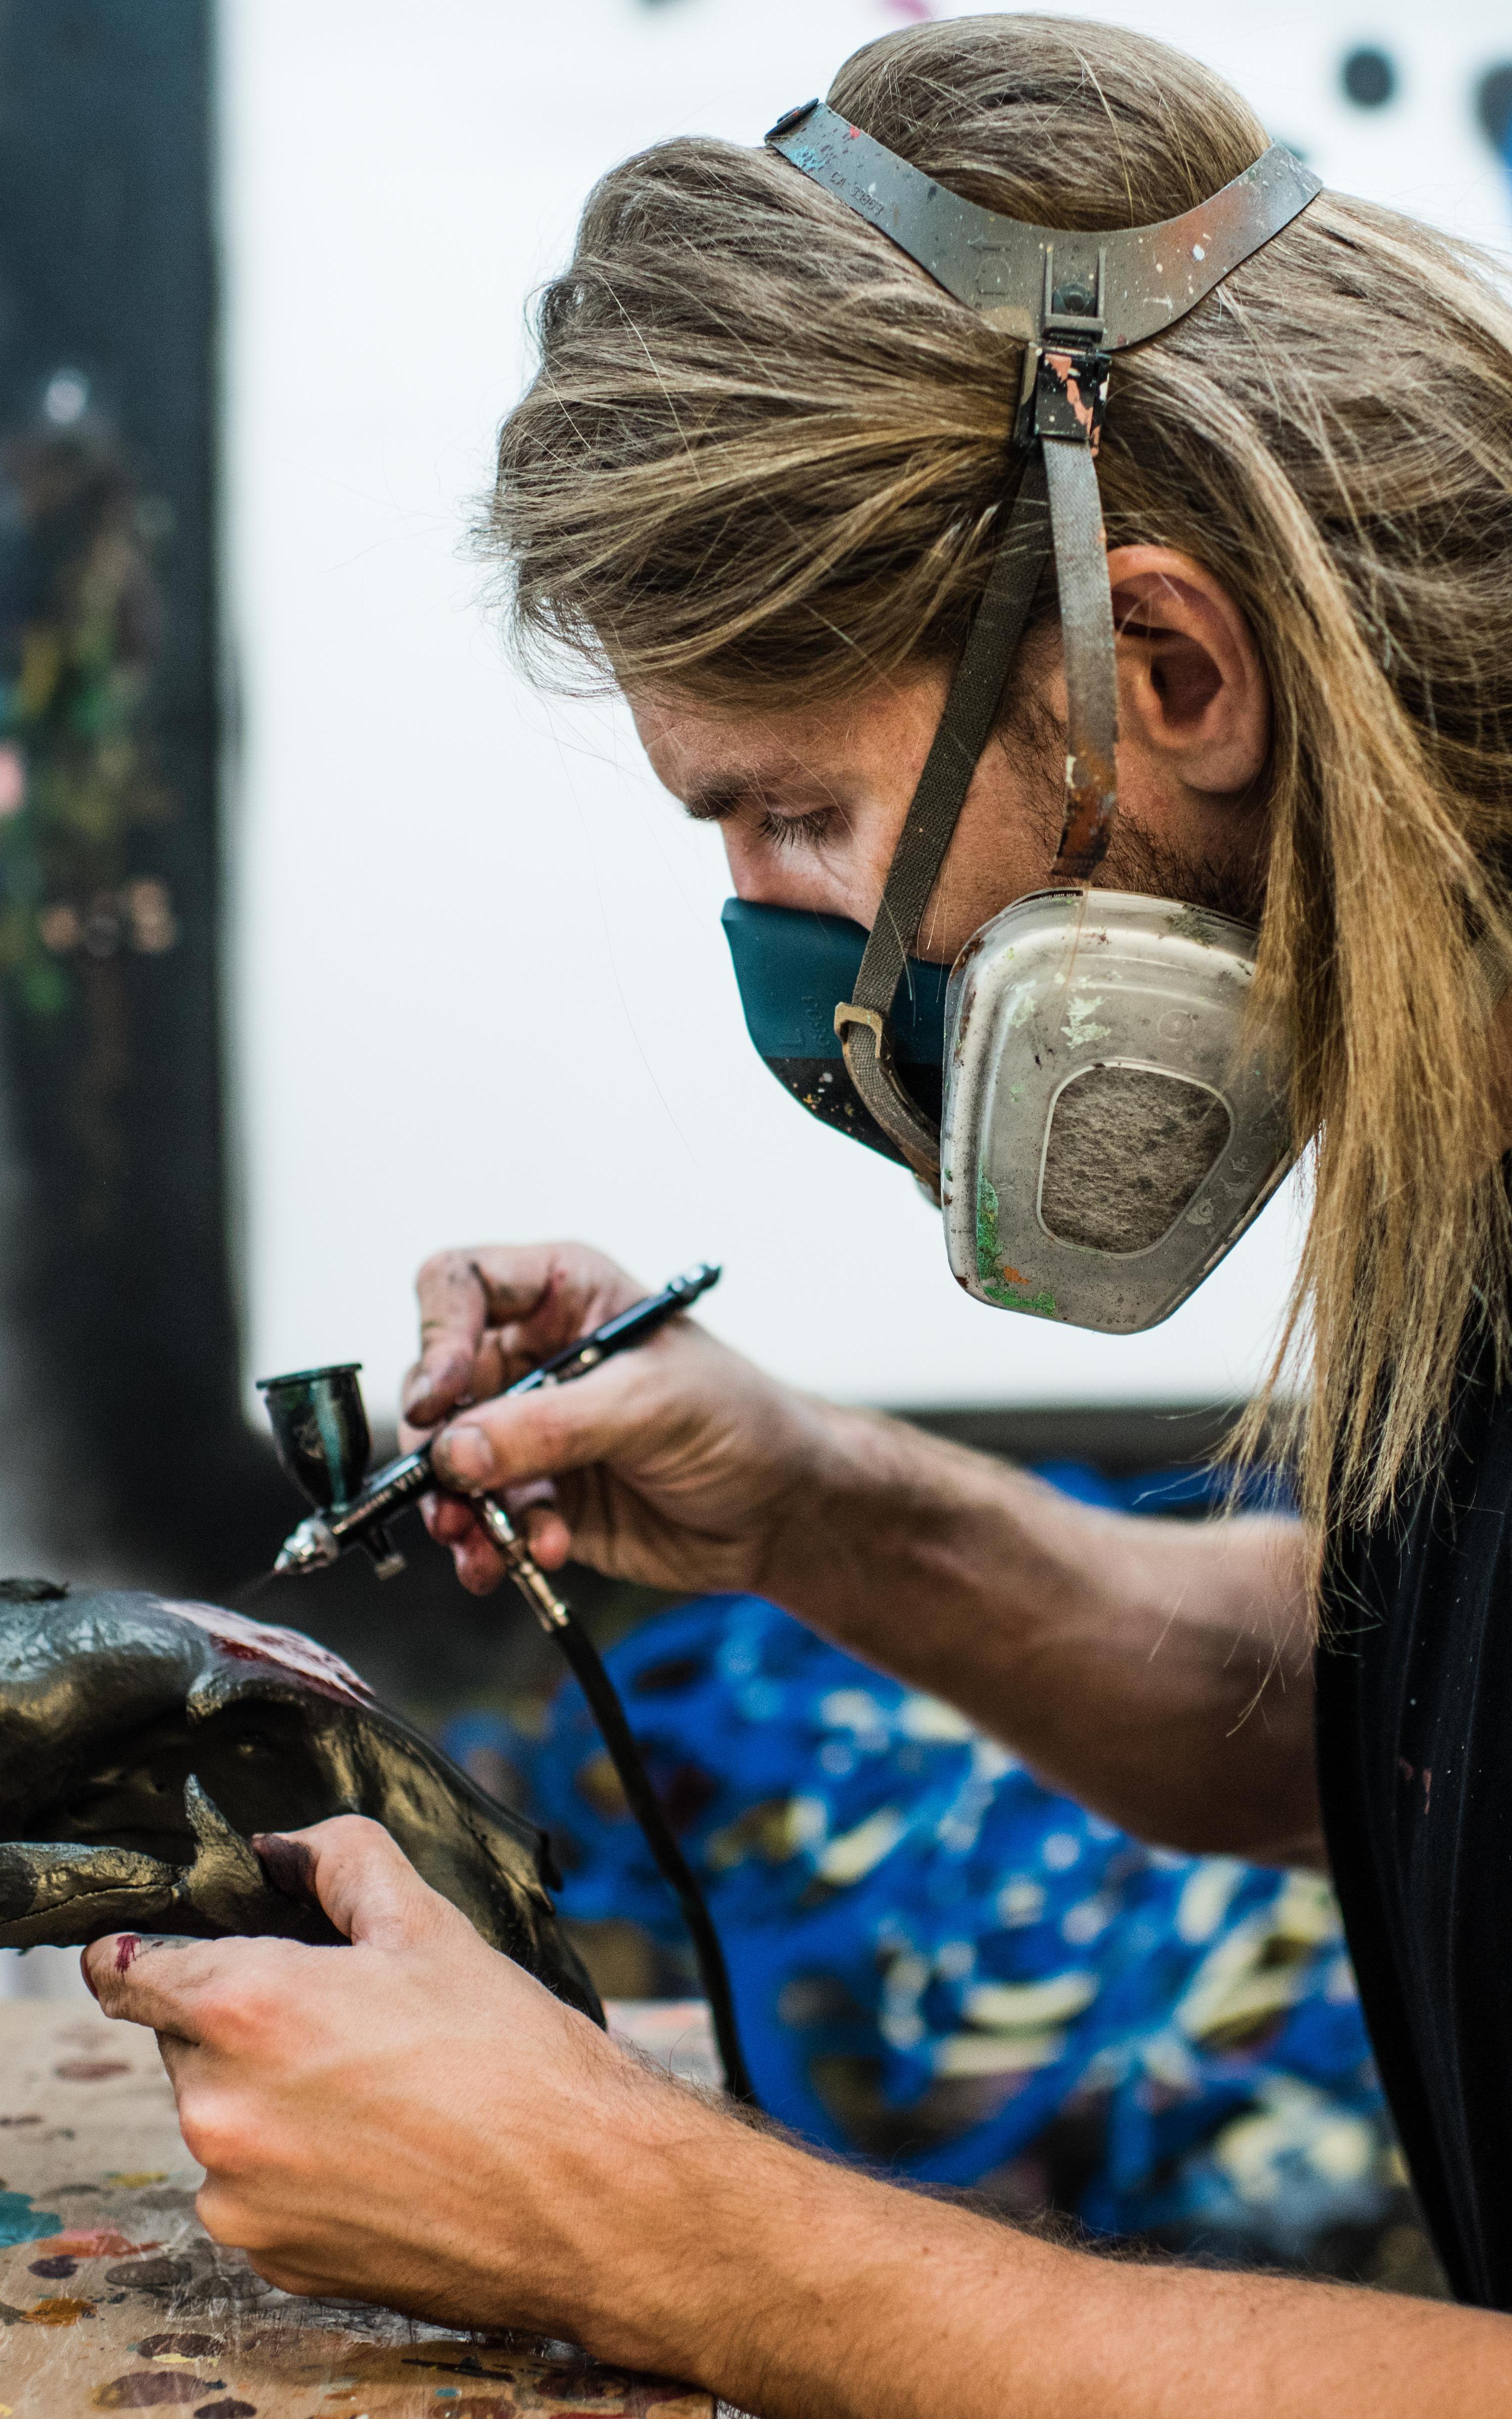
[{"xmin": 273, "ymin": 1515, "xmax": 340, "ymax": 1577}]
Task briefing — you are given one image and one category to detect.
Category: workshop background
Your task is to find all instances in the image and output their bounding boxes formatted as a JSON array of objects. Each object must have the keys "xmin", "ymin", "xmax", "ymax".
[{"xmin": 0, "ymin": 0, "xmax": 1508, "ymax": 2289}]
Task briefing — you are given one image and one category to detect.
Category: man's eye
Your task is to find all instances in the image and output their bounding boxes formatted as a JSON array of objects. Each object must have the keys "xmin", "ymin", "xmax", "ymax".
[{"xmin": 757, "ymin": 808, "xmax": 834, "ymax": 852}]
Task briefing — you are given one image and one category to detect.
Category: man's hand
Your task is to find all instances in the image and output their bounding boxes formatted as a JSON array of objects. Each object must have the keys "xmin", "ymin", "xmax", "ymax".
[
  {"xmin": 81, "ymin": 1815, "xmax": 711, "ymax": 2337},
  {"xmin": 79, "ymin": 1819, "xmax": 1512, "ymax": 2419},
  {"xmin": 400, "ymin": 1240, "xmax": 840, "ymax": 1597},
  {"xmin": 395, "ymin": 1239, "xmax": 1323, "ymax": 1865}
]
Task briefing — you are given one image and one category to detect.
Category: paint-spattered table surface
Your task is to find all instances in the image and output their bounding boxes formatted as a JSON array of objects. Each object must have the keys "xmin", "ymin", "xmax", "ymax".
[{"xmin": 0, "ymin": 2000, "xmax": 713, "ymax": 2418}]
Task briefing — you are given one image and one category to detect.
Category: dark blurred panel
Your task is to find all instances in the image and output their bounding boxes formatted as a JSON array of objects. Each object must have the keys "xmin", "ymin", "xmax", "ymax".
[
  {"xmin": 0, "ymin": 0, "xmax": 262, "ymax": 1585},
  {"xmin": 901, "ymin": 1399, "xmax": 1248, "ymax": 1474}
]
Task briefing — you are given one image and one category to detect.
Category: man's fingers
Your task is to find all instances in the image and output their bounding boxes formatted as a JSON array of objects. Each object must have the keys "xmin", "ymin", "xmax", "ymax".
[
  {"xmin": 422, "ymin": 1490, "xmax": 477, "ymax": 1546},
  {"xmin": 431, "ymin": 1340, "xmax": 662, "ymax": 1498},
  {"xmin": 405, "ymin": 1251, "xmax": 492, "ymax": 1424},
  {"xmin": 404, "ymin": 1244, "xmax": 645, "ymax": 1427},
  {"xmin": 419, "ymin": 1493, "xmax": 507, "ymax": 1592},
  {"xmin": 82, "ymin": 1933, "xmax": 226, "ymax": 2035},
  {"xmin": 155, "ymin": 2029, "xmax": 195, "ymax": 2089},
  {"xmin": 256, "ymin": 1815, "xmax": 462, "ymax": 1952},
  {"xmin": 522, "ymin": 1504, "xmax": 573, "ymax": 1570}
]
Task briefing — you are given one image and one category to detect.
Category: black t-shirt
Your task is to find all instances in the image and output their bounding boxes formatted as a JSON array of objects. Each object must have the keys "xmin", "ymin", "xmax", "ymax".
[{"xmin": 1317, "ymin": 1329, "xmax": 1512, "ymax": 2307}]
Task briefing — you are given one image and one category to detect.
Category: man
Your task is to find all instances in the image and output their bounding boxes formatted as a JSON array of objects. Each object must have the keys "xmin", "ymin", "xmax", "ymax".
[{"xmin": 87, "ymin": 18, "xmax": 1512, "ymax": 2413}]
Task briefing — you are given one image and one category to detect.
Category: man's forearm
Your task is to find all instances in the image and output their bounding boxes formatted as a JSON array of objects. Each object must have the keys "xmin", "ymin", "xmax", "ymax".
[
  {"xmin": 577, "ymin": 2097, "xmax": 1507, "ymax": 2419},
  {"xmin": 762, "ymin": 1408, "xmax": 1319, "ymax": 1861}
]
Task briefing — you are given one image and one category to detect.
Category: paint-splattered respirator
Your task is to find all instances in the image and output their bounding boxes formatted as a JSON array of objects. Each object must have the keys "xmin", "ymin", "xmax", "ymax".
[{"xmin": 724, "ymin": 104, "xmax": 1320, "ymax": 1332}]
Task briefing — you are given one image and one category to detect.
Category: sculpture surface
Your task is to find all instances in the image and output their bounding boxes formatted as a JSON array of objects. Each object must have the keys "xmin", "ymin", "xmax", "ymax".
[{"xmin": 0, "ymin": 1579, "xmax": 602, "ymax": 2023}]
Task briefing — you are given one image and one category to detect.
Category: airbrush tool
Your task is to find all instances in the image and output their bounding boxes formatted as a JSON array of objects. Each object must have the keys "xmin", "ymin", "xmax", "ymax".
[
  {"xmin": 260, "ymin": 1262, "xmax": 721, "ymax": 1582},
  {"xmin": 256, "ymin": 1260, "xmax": 756, "ymax": 2104}
]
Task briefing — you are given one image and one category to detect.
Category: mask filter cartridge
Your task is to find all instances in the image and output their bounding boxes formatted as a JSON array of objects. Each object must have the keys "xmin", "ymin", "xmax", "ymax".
[
  {"xmin": 1039, "ymin": 1065, "xmax": 1233, "ymax": 1253},
  {"xmin": 941, "ymin": 890, "xmax": 1292, "ymax": 1331}
]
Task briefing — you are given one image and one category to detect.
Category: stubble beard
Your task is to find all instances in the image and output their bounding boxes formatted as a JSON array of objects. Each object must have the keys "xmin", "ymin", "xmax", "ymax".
[{"xmin": 1002, "ymin": 687, "xmax": 1269, "ymax": 930}]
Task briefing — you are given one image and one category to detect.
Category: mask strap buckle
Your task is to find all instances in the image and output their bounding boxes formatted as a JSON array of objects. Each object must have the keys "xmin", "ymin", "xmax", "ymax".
[{"xmin": 832, "ymin": 1002, "xmax": 941, "ymax": 1174}]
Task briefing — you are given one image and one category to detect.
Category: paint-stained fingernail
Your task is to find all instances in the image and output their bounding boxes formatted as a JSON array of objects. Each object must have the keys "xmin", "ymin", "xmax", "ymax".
[
  {"xmin": 419, "ymin": 1347, "xmax": 473, "ymax": 1402},
  {"xmin": 437, "ymin": 1423, "xmax": 495, "ymax": 1487},
  {"xmin": 253, "ymin": 1832, "xmax": 320, "ymax": 1910}
]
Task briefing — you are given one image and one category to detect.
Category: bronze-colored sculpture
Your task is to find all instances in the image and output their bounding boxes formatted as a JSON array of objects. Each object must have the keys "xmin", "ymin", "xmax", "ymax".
[{"xmin": 0, "ymin": 1578, "xmax": 602, "ymax": 2023}]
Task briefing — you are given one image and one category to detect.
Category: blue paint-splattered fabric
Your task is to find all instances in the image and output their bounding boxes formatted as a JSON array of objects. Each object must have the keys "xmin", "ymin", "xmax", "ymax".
[{"xmin": 448, "ymin": 1468, "xmax": 1396, "ymax": 2261}]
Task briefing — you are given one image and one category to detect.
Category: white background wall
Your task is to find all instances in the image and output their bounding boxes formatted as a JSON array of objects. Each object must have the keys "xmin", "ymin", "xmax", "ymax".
[{"xmin": 220, "ymin": 0, "xmax": 1512, "ymax": 1421}]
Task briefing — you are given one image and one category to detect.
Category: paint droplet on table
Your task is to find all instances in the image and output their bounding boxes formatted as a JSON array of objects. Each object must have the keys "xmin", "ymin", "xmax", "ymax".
[
  {"xmin": 137, "ymin": 2334, "xmax": 224, "ymax": 2360},
  {"xmin": 19, "ymin": 2294, "xmax": 95, "ymax": 2325},
  {"xmin": 55, "ymin": 2060, "xmax": 131, "ymax": 2083},
  {"xmin": 28, "ymin": 2254, "xmax": 77, "ymax": 2278},
  {"xmin": 192, "ymin": 2402, "xmax": 256, "ymax": 2418},
  {"xmin": 92, "ymin": 2373, "xmax": 218, "ymax": 2408},
  {"xmin": 108, "ymin": 2172, "xmax": 170, "ymax": 2189},
  {"xmin": 0, "ymin": 2188, "xmax": 62, "ymax": 2247},
  {"xmin": 39, "ymin": 2229, "xmax": 159, "ymax": 2258},
  {"xmin": 105, "ymin": 2256, "xmax": 194, "ymax": 2291}
]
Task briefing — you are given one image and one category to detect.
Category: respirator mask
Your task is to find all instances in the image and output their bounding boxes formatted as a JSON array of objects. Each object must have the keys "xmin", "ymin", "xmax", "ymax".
[{"xmin": 724, "ymin": 103, "xmax": 1320, "ymax": 1333}]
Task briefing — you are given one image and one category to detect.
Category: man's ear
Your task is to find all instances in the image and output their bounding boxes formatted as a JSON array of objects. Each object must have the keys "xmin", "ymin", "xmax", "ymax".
[{"xmin": 1107, "ymin": 546, "xmax": 1269, "ymax": 796}]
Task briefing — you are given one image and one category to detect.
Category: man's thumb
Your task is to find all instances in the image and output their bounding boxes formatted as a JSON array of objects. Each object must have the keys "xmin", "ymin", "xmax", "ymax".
[{"xmin": 252, "ymin": 1814, "xmax": 456, "ymax": 1950}]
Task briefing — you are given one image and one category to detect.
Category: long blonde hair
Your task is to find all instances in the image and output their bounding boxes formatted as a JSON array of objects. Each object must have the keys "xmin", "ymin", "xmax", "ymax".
[{"xmin": 483, "ymin": 15, "xmax": 1512, "ymax": 1535}]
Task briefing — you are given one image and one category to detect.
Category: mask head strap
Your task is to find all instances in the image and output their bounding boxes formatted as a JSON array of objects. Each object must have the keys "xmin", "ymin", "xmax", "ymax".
[{"xmin": 764, "ymin": 99, "xmax": 1320, "ymax": 1178}]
